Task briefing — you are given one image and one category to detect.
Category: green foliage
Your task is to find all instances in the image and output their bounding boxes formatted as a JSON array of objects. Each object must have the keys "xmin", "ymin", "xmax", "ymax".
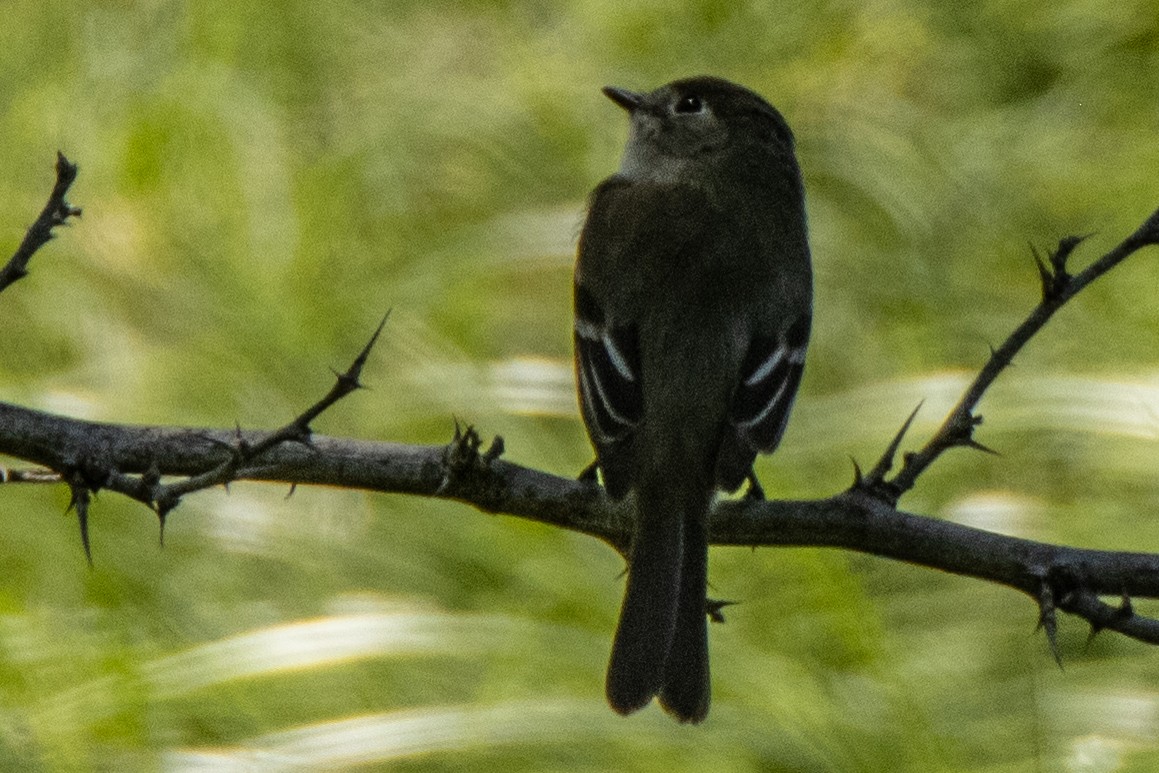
[{"xmin": 2, "ymin": 0, "xmax": 1159, "ymax": 770}]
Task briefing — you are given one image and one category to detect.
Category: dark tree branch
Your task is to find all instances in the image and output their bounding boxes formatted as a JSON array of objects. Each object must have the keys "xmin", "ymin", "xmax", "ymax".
[
  {"xmin": 866, "ymin": 212, "xmax": 1159, "ymax": 504},
  {"xmin": 0, "ymin": 466, "xmax": 60, "ymax": 484},
  {"xmin": 4, "ymin": 156, "xmax": 1159, "ymax": 657},
  {"xmin": 51, "ymin": 313, "xmax": 393, "ymax": 552},
  {"xmin": 5, "ymin": 397, "xmax": 1159, "ymax": 643},
  {"xmin": 0, "ymin": 152, "xmax": 81, "ymax": 293}
]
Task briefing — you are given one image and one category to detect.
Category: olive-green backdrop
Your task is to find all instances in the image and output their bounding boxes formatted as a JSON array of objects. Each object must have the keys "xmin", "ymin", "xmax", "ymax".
[{"xmin": 1, "ymin": 2, "xmax": 1157, "ymax": 770}]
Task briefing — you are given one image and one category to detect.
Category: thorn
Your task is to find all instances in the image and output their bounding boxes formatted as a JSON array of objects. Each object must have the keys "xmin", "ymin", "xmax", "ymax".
[
  {"xmin": 1036, "ymin": 580, "xmax": 1063, "ymax": 668},
  {"xmin": 1085, "ymin": 620, "xmax": 1101, "ymax": 647},
  {"xmin": 1031, "ymin": 243, "xmax": 1052, "ymax": 301},
  {"xmin": 849, "ymin": 456, "xmax": 863, "ymax": 488},
  {"xmin": 1088, "ymin": 591, "xmax": 1133, "ymax": 643},
  {"xmin": 1052, "ymin": 234, "xmax": 1089, "ymax": 275},
  {"xmin": 440, "ymin": 420, "xmax": 481, "ymax": 492},
  {"xmin": 1031, "ymin": 235, "xmax": 1087, "ymax": 303},
  {"xmin": 286, "ymin": 483, "xmax": 298, "ymax": 500},
  {"xmin": 944, "ymin": 410, "xmax": 991, "ymax": 453},
  {"xmin": 1131, "ymin": 206, "xmax": 1159, "ymax": 246},
  {"xmin": 67, "ymin": 483, "xmax": 93, "ymax": 567},
  {"xmin": 706, "ymin": 598, "xmax": 736, "ymax": 624},
  {"xmin": 334, "ymin": 313, "xmax": 390, "ymax": 394},
  {"xmin": 482, "ymin": 435, "xmax": 505, "ymax": 464},
  {"xmin": 154, "ymin": 494, "xmax": 178, "ymax": 548},
  {"xmin": 959, "ymin": 437, "xmax": 1000, "ymax": 456},
  {"xmin": 866, "ymin": 400, "xmax": 924, "ymax": 486}
]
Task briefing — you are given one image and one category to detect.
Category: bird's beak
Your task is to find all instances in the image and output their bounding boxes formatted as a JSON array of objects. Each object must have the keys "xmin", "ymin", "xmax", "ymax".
[{"xmin": 602, "ymin": 86, "xmax": 644, "ymax": 113}]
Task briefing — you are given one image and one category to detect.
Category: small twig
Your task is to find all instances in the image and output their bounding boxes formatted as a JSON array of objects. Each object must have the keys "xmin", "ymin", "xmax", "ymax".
[
  {"xmin": 61, "ymin": 315, "xmax": 391, "ymax": 552},
  {"xmin": 0, "ymin": 466, "xmax": 61, "ymax": 484},
  {"xmin": 247, "ymin": 311, "xmax": 390, "ymax": 459},
  {"xmin": 855, "ymin": 401, "xmax": 922, "ymax": 504},
  {"xmin": 883, "ymin": 209, "xmax": 1159, "ymax": 497},
  {"xmin": 66, "ymin": 475, "xmax": 94, "ymax": 566},
  {"xmin": 1036, "ymin": 578, "xmax": 1063, "ymax": 667},
  {"xmin": 0, "ymin": 152, "xmax": 82, "ymax": 294},
  {"xmin": 155, "ymin": 314, "xmax": 390, "ymax": 506}
]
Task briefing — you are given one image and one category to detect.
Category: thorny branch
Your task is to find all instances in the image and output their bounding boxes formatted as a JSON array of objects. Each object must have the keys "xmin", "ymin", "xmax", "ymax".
[
  {"xmin": 862, "ymin": 216, "xmax": 1159, "ymax": 505},
  {"xmin": 3, "ymin": 156, "xmax": 1159, "ymax": 659},
  {"xmin": 0, "ymin": 152, "xmax": 81, "ymax": 293},
  {"xmin": 65, "ymin": 313, "xmax": 392, "ymax": 555}
]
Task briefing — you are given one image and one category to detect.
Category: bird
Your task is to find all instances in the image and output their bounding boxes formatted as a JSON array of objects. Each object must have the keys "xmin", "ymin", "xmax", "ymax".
[{"xmin": 573, "ymin": 75, "xmax": 812, "ymax": 723}]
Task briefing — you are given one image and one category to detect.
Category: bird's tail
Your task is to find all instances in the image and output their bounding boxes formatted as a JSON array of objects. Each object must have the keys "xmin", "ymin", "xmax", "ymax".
[{"xmin": 605, "ymin": 474, "xmax": 711, "ymax": 723}]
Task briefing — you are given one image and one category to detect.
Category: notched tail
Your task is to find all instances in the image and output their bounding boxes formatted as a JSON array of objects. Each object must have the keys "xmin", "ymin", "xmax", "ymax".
[
  {"xmin": 605, "ymin": 478, "xmax": 712, "ymax": 721},
  {"xmin": 606, "ymin": 507, "xmax": 683, "ymax": 714},
  {"xmin": 659, "ymin": 512, "xmax": 710, "ymax": 722}
]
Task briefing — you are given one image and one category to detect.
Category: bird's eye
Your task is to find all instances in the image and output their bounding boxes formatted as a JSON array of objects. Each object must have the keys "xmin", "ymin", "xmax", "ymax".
[{"xmin": 674, "ymin": 95, "xmax": 703, "ymax": 114}]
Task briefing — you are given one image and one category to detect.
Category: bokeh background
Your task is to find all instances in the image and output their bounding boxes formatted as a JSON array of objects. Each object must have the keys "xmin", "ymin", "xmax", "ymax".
[{"xmin": 2, "ymin": 1, "xmax": 1159, "ymax": 770}]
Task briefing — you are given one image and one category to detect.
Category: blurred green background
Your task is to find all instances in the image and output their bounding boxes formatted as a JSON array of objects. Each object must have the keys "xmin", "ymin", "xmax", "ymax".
[{"xmin": 1, "ymin": 1, "xmax": 1158, "ymax": 770}]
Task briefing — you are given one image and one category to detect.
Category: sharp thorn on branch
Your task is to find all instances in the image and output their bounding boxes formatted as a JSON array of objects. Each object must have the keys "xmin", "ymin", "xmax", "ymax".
[
  {"xmin": 1036, "ymin": 580, "xmax": 1063, "ymax": 668},
  {"xmin": 959, "ymin": 437, "xmax": 1000, "ymax": 456},
  {"xmin": 1030, "ymin": 236, "xmax": 1087, "ymax": 302},
  {"xmin": 1130, "ymin": 205, "xmax": 1159, "ymax": 246},
  {"xmin": 154, "ymin": 495, "xmax": 178, "ymax": 548},
  {"xmin": 945, "ymin": 410, "xmax": 989, "ymax": 452},
  {"xmin": 482, "ymin": 435, "xmax": 505, "ymax": 464},
  {"xmin": 1052, "ymin": 233, "xmax": 1090, "ymax": 274},
  {"xmin": 66, "ymin": 481, "xmax": 94, "ymax": 567},
  {"xmin": 865, "ymin": 400, "xmax": 923, "ymax": 488},
  {"xmin": 257, "ymin": 315, "xmax": 392, "ymax": 455},
  {"xmin": 1031, "ymin": 243, "xmax": 1052, "ymax": 301},
  {"xmin": 439, "ymin": 421, "xmax": 481, "ymax": 493},
  {"xmin": 706, "ymin": 598, "xmax": 736, "ymax": 624},
  {"xmin": 344, "ymin": 310, "xmax": 391, "ymax": 388},
  {"xmin": 1086, "ymin": 620, "xmax": 1102, "ymax": 645},
  {"xmin": 849, "ymin": 456, "xmax": 863, "ymax": 488}
]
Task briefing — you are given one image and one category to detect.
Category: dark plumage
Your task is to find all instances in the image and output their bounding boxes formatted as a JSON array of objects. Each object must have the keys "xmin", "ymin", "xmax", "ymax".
[{"xmin": 574, "ymin": 76, "xmax": 812, "ymax": 722}]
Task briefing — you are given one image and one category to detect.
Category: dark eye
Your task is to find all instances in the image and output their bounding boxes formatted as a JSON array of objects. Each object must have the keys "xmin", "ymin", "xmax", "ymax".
[{"xmin": 674, "ymin": 94, "xmax": 703, "ymax": 114}]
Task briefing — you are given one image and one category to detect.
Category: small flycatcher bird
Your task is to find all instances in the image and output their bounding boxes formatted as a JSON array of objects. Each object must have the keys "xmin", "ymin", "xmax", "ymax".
[{"xmin": 574, "ymin": 76, "xmax": 812, "ymax": 723}]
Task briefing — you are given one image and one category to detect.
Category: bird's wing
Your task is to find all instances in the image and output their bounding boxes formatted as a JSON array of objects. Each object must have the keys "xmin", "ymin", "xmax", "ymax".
[
  {"xmin": 715, "ymin": 314, "xmax": 810, "ymax": 490},
  {"xmin": 574, "ymin": 176, "xmax": 712, "ymax": 498}
]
